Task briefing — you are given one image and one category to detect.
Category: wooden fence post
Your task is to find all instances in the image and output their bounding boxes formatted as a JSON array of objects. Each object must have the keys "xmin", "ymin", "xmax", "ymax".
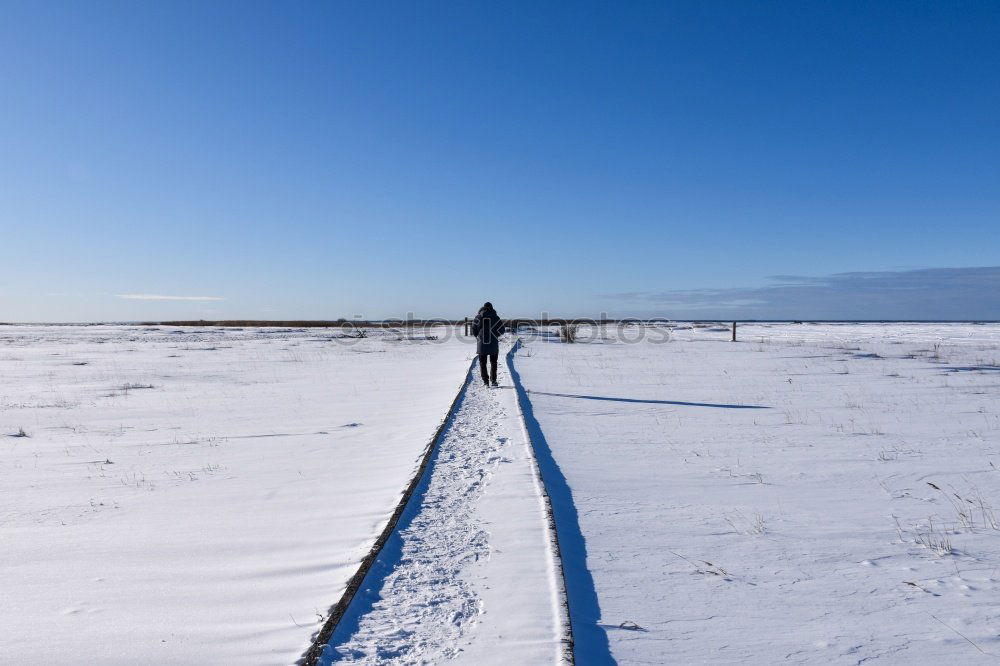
[
  {"xmin": 464, "ymin": 317, "xmax": 469, "ymax": 336},
  {"xmin": 732, "ymin": 321, "xmax": 737, "ymax": 342}
]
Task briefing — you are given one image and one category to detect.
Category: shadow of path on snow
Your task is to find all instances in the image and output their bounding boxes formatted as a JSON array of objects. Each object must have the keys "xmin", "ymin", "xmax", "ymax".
[
  {"xmin": 527, "ymin": 391, "xmax": 770, "ymax": 409},
  {"xmin": 507, "ymin": 340, "xmax": 617, "ymax": 666}
]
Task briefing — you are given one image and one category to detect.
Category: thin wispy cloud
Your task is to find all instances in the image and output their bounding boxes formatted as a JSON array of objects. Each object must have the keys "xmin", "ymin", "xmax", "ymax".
[
  {"xmin": 605, "ymin": 267, "xmax": 1000, "ymax": 320},
  {"xmin": 117, "ymin": 294, "xmax": 225, "ymax": 302}
]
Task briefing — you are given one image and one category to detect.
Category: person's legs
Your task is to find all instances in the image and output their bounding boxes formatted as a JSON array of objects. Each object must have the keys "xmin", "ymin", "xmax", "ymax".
[
  {"xmin": 479, "ymin": 354, "xmax": 489, "ymax": 384},
  {"xmin": 489, "ymin": 353, "xmax": 498, "ymax": 383}
]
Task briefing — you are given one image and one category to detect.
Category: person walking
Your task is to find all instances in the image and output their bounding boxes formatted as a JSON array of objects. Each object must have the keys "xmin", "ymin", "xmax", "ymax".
[{"xmin": 471, "ymin": 302, "xmax": 505, "ymax": 387}]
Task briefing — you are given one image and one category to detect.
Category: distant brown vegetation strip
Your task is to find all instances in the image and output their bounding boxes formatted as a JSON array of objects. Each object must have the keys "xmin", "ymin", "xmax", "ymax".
[
  {"xmin": 150, "ymin": 319, "xmax": 627, "ymax": 328},
  {"xmin": 151, "ymin": 320, "xmax": 459, "ymax": 328}
]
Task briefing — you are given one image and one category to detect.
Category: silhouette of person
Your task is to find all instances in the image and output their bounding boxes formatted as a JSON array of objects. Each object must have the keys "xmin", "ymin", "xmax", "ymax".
[{"xmin": 471, "ymin": 302, "xmax": 505, "ymax": 387}]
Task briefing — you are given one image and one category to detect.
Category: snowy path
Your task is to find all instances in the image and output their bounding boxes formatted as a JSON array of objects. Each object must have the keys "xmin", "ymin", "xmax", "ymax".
[{"xmin": 320, "ymin": 351, "xmax": 569, "ymax": 665}]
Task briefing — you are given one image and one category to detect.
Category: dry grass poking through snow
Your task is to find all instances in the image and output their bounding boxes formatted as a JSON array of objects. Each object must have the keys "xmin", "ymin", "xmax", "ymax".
[{"xmin": 514, "ymin": 322, "xmax": 1000, "ymax": 665}]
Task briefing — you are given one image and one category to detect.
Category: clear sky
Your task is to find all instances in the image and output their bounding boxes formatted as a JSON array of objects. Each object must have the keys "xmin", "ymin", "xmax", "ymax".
[{"xmin": 2, "ymin": 1, "xmax": 998, "ymax": 321}]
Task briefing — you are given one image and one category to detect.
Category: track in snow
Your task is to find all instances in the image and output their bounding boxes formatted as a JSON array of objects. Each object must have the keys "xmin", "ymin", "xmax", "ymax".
[{"xmin": 320, "ymin": 358, "xmax": 564, "ymax": 664}]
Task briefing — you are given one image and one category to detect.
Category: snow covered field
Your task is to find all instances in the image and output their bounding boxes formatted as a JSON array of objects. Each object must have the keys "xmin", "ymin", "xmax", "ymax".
[
  {"xmin": 0, "ymin": 325, "xmax": 470, "ymax": 664},
  {"xmin": 5, "ymin": 322, "xmax": 1000, "ymax": 665},
  {"xmin": 514, "ymin": 323, "xmax": 1000, "ymax": 664}
]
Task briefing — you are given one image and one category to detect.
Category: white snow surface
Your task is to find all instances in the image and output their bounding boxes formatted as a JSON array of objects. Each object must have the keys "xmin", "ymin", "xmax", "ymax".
[
  {"xmin": 514, "ymin": 323, "xmax": 1000, "ymax": 665},
  {"xmin": 324, "ymin": 348, "xmax": 567, "ymax": 664},
  {"xmin": 6, "ymin": 322, "xmax": 1000, "ymax": 665},
  {"xmin": 0, "ymin": 325, "xmax": 471, "ymax": 664}
]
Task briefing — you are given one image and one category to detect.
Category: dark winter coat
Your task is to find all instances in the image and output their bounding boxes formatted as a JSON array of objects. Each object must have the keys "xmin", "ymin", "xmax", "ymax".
[{"xmin": 471, "ymin": 307, "xmax": 505, "ymax": 355}]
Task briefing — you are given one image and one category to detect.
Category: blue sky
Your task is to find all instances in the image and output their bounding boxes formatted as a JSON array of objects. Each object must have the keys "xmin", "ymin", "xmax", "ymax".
[{"xmin": 2, "ymin": 1, "xmax": 998, "ymax": 321}]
